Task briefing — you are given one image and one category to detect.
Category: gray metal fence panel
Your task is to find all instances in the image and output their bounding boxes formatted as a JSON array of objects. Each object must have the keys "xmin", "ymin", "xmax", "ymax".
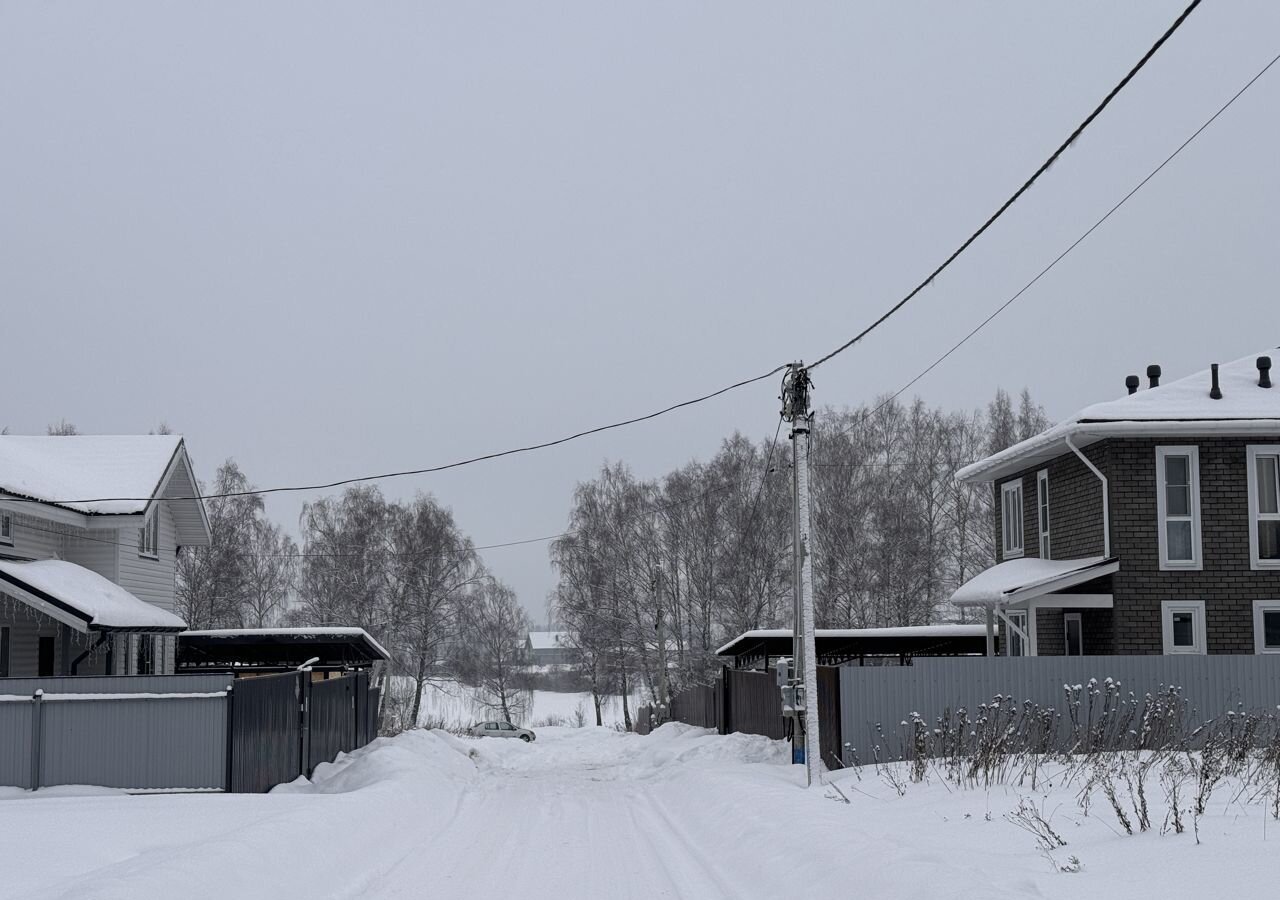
[
  {"xmin": 0, "ymin": 674, "xmax": 233, "ymax": 695},
  {"xmin": 839, "ymin": 655, "xmax": 1280, "ymax": 767},
  {"xmin": 0, "ymin": 701, "xmax": 34, "ymax": 789},
  {"xmin": 39, "ymin": 694, "xmax": 228, "ymax": 790},
  {"xmin": 230, "ymin": 672, "xmax": 303, "ymax": 793},
  {"xmin": 308, "ymin": 676, "xmax": 356, "ymax": 774}
]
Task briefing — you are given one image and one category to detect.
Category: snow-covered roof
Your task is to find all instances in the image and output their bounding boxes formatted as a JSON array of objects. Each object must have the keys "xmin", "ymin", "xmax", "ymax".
[
  {"xmin": 958, "ymin": 351, "xmax": 1280, "ymax": 483},
  {"xmin": 949, "ymin": 556, "xmax": 1117, "ymax": 608},
  {"xmin": 181, "ymin": 627, "xmax": 391, "ymax": 661},
  {"xmin": 0, "ymin": 435, "xmax": 184, "ymax": 515},
  {"xmin": 527, "ymin": 631, "xmax": 571, "ymax": 651},
  {"xmin": 715, "ymin": 625, "xmax": 987, "ymax": 657},
  {"xmin": 0, "ymin": 559, "xmax": 187, "ymax": 632}
]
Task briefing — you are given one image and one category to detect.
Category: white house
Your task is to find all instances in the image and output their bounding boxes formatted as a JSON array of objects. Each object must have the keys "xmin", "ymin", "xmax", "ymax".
[{"xmin": 0, "ymin": 435, "xmax": 211, "ymax": 677}]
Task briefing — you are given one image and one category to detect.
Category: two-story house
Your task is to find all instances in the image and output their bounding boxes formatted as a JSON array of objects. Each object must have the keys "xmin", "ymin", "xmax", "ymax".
[
  {"xmin": 0, "ymin": 435, "xmax": 210, "ymax": 676},
  {"xmin": 950, "ymin": 351, "xmax": 1280, "ymax": 657}
]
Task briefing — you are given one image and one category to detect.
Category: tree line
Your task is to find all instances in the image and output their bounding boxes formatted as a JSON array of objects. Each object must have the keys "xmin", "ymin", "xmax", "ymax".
[
  {"xmin": 175, "ymin": 466, "xmax": 531, "ymax": 729},
  {"xmin": 549, "ymin": 389, "xmax": 1048, "ymax": 721}
]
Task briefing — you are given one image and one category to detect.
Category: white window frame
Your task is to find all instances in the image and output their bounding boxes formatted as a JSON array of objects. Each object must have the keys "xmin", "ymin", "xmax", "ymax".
[
  {"xmin": 1246, "ymin": 445, "xmax": 1280, "ymax": 571},
  {"xmin": 1252, "ymin": 601, "xmax": 1280, "ymax": 654},
  {"xmin": 1063, "ymin": 612, "xmax": 1083, "ymax": 656},
  {"xmin": 1161, "ymin": 600, "xmax": 1206, "ymax": 655},
  {"xmin": 0, "ymin": 512, "xmax": 12, "ymax": 546},
  {"xmin": 138, "ymin": 509, "xmax": 159, "ymax": 559},
  {"xmin": 1155, "ymin": 446, "xmax": 1202, "ymax": 571},
  {"xmin": 1036, "ymin": 470, "xmax": 1050, "ymax": 559},
  {"xmin": 1001, "ymin": 479, "xmax": 1024, "ymax": 560}
]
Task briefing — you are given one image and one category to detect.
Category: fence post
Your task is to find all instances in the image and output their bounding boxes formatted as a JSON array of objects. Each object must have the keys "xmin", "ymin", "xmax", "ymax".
[
  {"xmin": 719, "ymin": 666, "xmax": 730, "ymax": 735},
  {"xmin": 224, "ymin": 684, "xmax": 235, "ymax": 792},
  {"xmin": 30, "ymin": 689, "xmax": 43, "ymax": 791},
  {"xmin": 298, "ymin": 671, "xmax": 312, "ymax": 779}
]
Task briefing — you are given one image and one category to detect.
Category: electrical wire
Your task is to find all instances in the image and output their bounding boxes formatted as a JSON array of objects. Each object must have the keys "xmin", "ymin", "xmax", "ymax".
[
  {"xmin": 0, "ymin": 364, "xmax": 787, "ymax": 507},
  {"xmin": 822, "ymin": 45, "xmax": 1280, "ymax": 446},
  {"xmin": 806, "ymin": 0, "xmax": 1203, "ymax": 372}
]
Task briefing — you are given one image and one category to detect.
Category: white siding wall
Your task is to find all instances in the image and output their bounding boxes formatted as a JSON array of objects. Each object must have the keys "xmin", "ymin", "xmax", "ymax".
[
  {"xmin": 116, "ymin": 503, "xmax": 179, "ymax": 614},
  {"xmin": 1, "ymin": 511, "xmax": 64, "ymax": 561},
  {"xmin": 63, "ymin": 529, "xmax": 120, "ymax": 582},
  {"xmin": 0, "ymin": 602, "xmax": 108, "ymax": 676}
]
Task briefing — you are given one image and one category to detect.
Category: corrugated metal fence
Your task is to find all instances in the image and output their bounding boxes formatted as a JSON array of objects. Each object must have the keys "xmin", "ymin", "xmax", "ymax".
[
  {"xmin": 2, "ymin": 671, "xmax": 380, "ymax": 793},
  {"xmin": 839, "ymin": 655, "xmax": 1280, "ymax": 767},
  {"xmin": 660, "ymin": 667, "xmax": 843, "ymax": 766},
  {"xmin": 0, "ymin": 674, "xmax": 232, "ymax": 791}
]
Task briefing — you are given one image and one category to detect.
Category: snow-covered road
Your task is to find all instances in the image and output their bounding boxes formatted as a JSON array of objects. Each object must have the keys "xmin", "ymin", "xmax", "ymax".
[{"xmin": 2, "ymin": 724, "xmax": 1274, "ymax": 899}]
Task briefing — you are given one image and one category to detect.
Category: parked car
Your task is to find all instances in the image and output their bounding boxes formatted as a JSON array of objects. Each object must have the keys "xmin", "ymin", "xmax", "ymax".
[{"xmin": 470, "ymin": 721, "xmax": 535, "ymax": 742}]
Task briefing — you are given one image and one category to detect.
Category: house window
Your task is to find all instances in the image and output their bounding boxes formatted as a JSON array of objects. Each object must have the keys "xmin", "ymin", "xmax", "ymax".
[
  {"xmin": 1037, "ymin": 470, "xmax": 1050, "ymax": 559},
  {"xmin": 1001, "ymin": 480, "xmax": 1024, "ymax": 559},
  {"xmin": 1155, "ymin": 446, "xmax": 1202, "ymax": 570},
  {"xmin": 1005, "ymin": 610, "xmax": 1029, "ymax": 657},
  {"xmin": 1064, "ymin": 613, "xmax": 1083, "ymax": 656},
  {"xmin": 1247, "ymin": 446, "xmax": 1280, "ymax": 570},
  {"xmin": 0, "ymin": 513, "xmax": 12, "ymax": 545},
  {"xmin": 1161, "ymin": 601, "xmax": 1206, "ymax": 655},
  {"xmin": 1253, "ymin": 601, "xmax": 1280, "ymax": 654},
  {"xmin": 138, "ymin": 510, "xmax": 159, "ymax": 559}
]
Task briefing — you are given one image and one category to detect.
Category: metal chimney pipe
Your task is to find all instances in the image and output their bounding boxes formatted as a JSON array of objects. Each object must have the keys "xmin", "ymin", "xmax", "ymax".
[
  {"xmin": 1210, "ymin": 363, "xmax": 1222, "ymax": 400},
  {"xmin": 1147, "ymin": 364, "xmax": 1162, "ymax": 388},
  {"xmin": 1125, "ymin": 375, "xmax": 1140, "ymax": 395},
  {"xmin": 1259, "ymin": 356, "xmax": 1273, "ymax": 389}
]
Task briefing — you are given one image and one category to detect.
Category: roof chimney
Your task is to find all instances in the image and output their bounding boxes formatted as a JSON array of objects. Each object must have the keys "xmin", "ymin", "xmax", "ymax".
[
  {"xmin": 1259, "ymin": 356, "xmax": 1273, "ymax": 389},
  {"xmin": 1125, "ymin": 375, "xmax": 1140, "ymax": 395},
  {"xmin": 1147, "ymin": 364, "xmax": 1162, "ymax": 388},
  {"xmin": 1210, "ymin": 363, "xmax": 1222, "ymax": 400}
]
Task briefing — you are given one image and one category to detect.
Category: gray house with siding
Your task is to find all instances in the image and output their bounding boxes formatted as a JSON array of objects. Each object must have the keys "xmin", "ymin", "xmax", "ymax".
[
  {"xmin": 950, "ymin": 351, "xmax": 1280, "ymax": 657},
  {"xmin": 0, "ymin": 436, "xmax": 210, "ymax": 676}
]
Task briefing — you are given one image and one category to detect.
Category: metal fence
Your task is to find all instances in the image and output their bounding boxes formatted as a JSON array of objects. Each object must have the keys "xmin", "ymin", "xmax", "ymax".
[
  {"xmin": 838, "ymin": 655, "xmax": 1280, "ymax": 767},
  {"xmin": 0, "ymin": 674, "xmax": 232, "ymax": 791},
  {"xmin": 669, "ymin": 683, "xmax": 719, "ymax": 729},
  {"xmin": 2, "ymin": 671, "xmax": 380, "ymax": 793},
  {"xmin": 229, "ymin": 672, "xmax": 303, "ymax": 794}
]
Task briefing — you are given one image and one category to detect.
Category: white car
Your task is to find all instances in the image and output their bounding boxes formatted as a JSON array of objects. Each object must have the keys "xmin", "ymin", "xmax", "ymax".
[{"xmin": 470, "ymin": 721, "xmax": 536, "ymax": 742}]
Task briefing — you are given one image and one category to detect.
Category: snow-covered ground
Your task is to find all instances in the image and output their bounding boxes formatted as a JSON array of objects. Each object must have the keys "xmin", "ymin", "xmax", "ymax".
[{"xmin": 2, "ymin": 726, "xmax": 1274, "ymax": 899}]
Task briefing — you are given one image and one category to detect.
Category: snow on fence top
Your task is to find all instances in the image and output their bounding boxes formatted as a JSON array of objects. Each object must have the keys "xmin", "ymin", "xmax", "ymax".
[
  {"xmin": 958, "ymin": 350, "xmax": 1280, "ymax": 484},
  {"xmin": 0, "ymin": 434, "xmax": 183, "ymax": 514}
]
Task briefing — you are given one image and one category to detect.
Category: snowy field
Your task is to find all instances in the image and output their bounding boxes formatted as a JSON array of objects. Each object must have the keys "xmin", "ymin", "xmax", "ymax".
[
  {"xmin": 410, "ymin": 677, "xmax": 642, "ymax": 730},
  {"xmin": 1, "ymin": 725, "xmax": 1275, "ymax": 899}
]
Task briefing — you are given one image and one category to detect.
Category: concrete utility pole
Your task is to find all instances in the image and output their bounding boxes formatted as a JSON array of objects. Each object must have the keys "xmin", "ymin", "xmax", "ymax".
[{"xmin": 782, "ymin": 363, "xmax": 821, "ymax": 788}]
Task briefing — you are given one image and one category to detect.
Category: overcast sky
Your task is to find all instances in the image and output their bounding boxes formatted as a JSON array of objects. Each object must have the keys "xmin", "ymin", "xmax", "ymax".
[{"xmin": 2, "ymin": 2, "xmax": 1278, "ymax": 619}]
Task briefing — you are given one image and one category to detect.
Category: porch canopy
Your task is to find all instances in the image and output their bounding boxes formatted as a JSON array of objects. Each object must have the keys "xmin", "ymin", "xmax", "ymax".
[
  {"xmin": 0, "ymin": 558, "xmax": 186, "ymax": 633},
  {"xmin": 177, "ymin": 627, "xmax": 390, "ymax": 674},
  {"xmin": 949, "ymin": 556, "xmax": 1118, "ymax": 655}
]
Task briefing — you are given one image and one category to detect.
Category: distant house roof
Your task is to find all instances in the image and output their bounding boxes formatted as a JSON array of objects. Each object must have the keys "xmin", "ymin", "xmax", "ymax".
[
  {"xmin": 715, "ymin": 625, "xmax": 989, "ymax": 660},
  {"xmin": 0, "ymin": 559, "xmax": 187, "ymax": 633},
  {"xmin": 178, "ymin": 627, "xmax": 390, "ymax": 673},
  {"xmin": 527, "ymin": 631, "xmax": 571, "ymax": 651},
  {"xmin": 949, "ymin": 556, "xmax": 1118, "ymax": 608},
  {"xmin": 0, "ymin": 435, "xmax": 211, "ymax": 544},
  {"xmin": 958, "ymin": 351, "xmax": 1280, "ymax": 483}
]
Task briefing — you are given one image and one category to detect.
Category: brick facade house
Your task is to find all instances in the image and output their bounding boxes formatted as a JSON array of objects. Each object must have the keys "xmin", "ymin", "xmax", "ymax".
[{"xmin": 950, "ymin": 351, "xmax": 1280, "ymax": 657}]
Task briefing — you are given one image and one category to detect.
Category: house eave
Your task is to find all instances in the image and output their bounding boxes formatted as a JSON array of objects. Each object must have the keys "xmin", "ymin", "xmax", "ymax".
[{"xmin": 958, "ymin": 419, "xmax": 1280, "ymax": 484}]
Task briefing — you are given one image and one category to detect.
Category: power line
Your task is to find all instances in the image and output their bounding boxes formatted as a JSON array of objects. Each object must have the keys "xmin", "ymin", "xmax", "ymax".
[
  {"xmin": 806, "ymin": 0, "xmax": 1203, "ymax": 372},
  {"xmin": 0, "ymin": 364, "xmax": 787, "ymax": 507},
  {"xmin": 820, "ymin": 45, "xmax": 1280, "ymax": 445}
]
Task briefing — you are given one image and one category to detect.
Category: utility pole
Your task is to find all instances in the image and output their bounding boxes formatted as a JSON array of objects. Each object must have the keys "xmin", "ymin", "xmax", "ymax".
[{"xmin": 782, "ymin": 363, "xmax": 821, "ymax": 787}]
